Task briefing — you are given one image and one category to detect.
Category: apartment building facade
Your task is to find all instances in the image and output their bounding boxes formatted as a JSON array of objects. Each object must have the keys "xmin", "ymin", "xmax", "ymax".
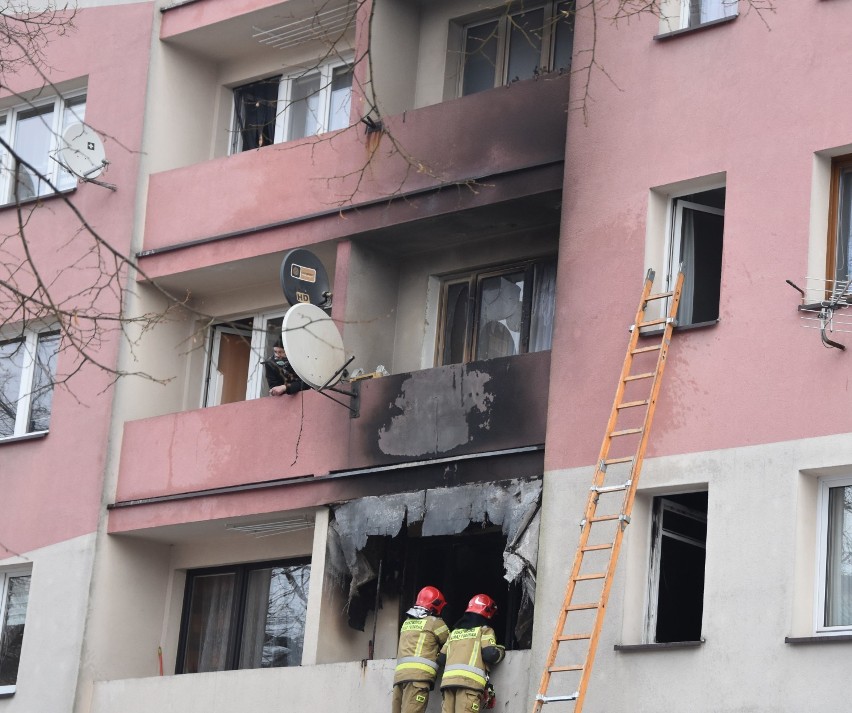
[{"xmin": 3, "ymin": 0, "xmax": 852, "ymax": 712}]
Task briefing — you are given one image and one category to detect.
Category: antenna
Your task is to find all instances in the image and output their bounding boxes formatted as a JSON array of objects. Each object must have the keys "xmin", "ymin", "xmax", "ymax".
[
  {"xmin": 56, "ymin": 123, "xmax": 116, "ymax": 191},
  {"xmin": 281, "ymin": 303, "xmax": 358, "ymax": 416},
  {"xmin": 280, "ymin": 248, "xmax": 332, "ymax": 308},
  {"xmin": 787, "ymin": 276, "xmax": 851, "ymax": 351}
]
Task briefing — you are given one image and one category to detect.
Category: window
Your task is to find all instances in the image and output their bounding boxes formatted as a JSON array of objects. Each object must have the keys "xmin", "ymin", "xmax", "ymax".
[
  {"xmin": 0, "ymin": 92, "xmax": 86, "ymax": 203},
  {"xmin": 665, "ymin": 187, "xmax": 725, "ymax": 327},
  {"xmin": 646, "ymin": 492, "xmax": 707, "ymax": 643},
  {"xmin": 457, "ymin": 1, "xmax": 574, "ymax": 96},
  {"xmin": 817, "ymin": 476, "xmax": 852, "ymax": 631},
  {"xmin": 660, "ymin": 0, "xmax": 737, "ymax": 31},
  {"xmin": 176, "ymin": 559, "xmax": 310, "ymax": 673},
  {"xmin": 203, "ymin": 311, "xmax": 284, "ymax": 407},
  {"xmin": 0, "ymin": 569, "xmax": 31, "ymax": 695},
  {"xmin": 0, "ymin": 328, "xmax": 60, "ymax": 439},
  {"xmin": 437, "ymin": 257, "xmax": 556, "ymax": 365},
  {"xmin": 231, "ymin": 62, "xmax": 353, "ymax": 154},
  {"xmin": 826, "ymin": 155, "xmax": 852, "ymax": 293}
]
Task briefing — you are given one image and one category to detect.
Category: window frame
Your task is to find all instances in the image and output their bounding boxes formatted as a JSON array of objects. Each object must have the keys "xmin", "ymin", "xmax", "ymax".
[
  {"xmin": 825, "ymin": 154, "xmax": 852, "ymax": 293},
  {"xmin": 816, "ymin": 474, "xmax": 852, "ymax": 634},
  {"xmin": 175, "ymin": 557, "xmax": 311, "ymax": 674},
  {"xmin": 0, "ymin": 567, "xmax": 32, "ymax": 696},
  {"xmin": 434, "ymin": 256, "xmax": 556, "ymax": 366},
  {"xmin": 0, "ymin": 326, "xmax": 60, "ymax": 441},
  {"xmin": 229, "ymin": 58, "xmax": 353, "ymax": 155},
  {"xmin": 0, "ymin": 90, "xmax": 86, "ymax": 205},
  {"xmin": 456, "ymin": 0, "xmax": 574, "ymax": 97},
  {"xmin": 677, "ymin": 0, "xmax": 738, "ymax": 29}
]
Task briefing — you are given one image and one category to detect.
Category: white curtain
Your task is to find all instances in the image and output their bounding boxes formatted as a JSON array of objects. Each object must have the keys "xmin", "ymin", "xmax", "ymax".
[
  {"xmin": 825, "ymin": 486, "xmax": 852, "ymax": 627},
  {"xmin": 677, "ymin": 207, "xmax": 696, "ymax": 324},
  {"xmin": 191, "ymin": 574, "xmax": 235, "ymax": 673},
  {"xmin": 529, "ymin": 261, "xmax": 557, "ymax": 353}
]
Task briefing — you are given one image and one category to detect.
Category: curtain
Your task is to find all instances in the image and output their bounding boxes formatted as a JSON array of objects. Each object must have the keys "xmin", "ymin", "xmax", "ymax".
[
  {"xmin": 825, "ymin": 486, "xmax": 852, "ymax": 627},
  {"xmin": 239, "ymin": 569, "xmax": 273, "ymax": 669},
  {"xmin": 529, "ymin": 260, "xmax": 557, "ymax": 353},
  {"xmin": 185, "ymin": 573, "xmax": 235, "ymax": 673},
  {"xmin": 677, "ymin": 206, "xmax": 696, "ymax": 324}
]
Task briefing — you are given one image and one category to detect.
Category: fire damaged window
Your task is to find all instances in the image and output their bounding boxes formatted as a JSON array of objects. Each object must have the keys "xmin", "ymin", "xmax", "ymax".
[
  {"xmin": 176, "ymin": 559, "xmax": 310, "ymax": 674},
  {"xmin": 328, "ymin": 479, "xmax": 540, "ymax": 650},
  {"xmin": 438, "ymin": 258, "xmax": 556, "ymax": 366},
  {"xmin": 646, "ymin": 492, "xmax": 708, "ymax": 643}
]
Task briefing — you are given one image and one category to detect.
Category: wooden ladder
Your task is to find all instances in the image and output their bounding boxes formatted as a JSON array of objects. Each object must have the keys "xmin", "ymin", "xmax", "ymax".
[{"xmin": 531, "ymin": 269, "xmax": 684, "ymax": 713}]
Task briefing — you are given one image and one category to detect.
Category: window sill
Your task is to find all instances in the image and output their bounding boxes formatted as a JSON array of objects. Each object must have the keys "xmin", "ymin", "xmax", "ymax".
[
  {"xmin": 0, "ymin": 186, "xmax": 78, "ymax": 212},
  {"xmin": 614, "ymin": 639, "xmax": 704, "ymax": 652},
  {"xmin": 785, "ymin": 634, "xmax": 852, "ymax": 645},
  {"xmin": 0, "ymin": 686, "xmax": 16, "ymax": 697},
  {"xmin": 0, "ymin": 430, "xmax": 49, "ymax": 445},
  {"xmin": 654, "ymin": 15, "xmax": 737, "ymax": 41}
]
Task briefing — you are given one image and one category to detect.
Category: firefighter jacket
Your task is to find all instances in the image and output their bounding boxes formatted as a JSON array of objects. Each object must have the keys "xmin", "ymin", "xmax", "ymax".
[
  {"xmin": 439, "ymin": 625, "xmax": 505, "ymax": 692},
  {"xmin": 393, "ymin": 615, "xmax": 450, "ymax": 686}
]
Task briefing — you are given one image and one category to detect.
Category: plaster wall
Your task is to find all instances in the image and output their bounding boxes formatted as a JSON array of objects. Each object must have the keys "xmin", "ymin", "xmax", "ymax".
[
  {"xmin": 533, "ymin": 432, "xmax": 852, "ymax": 712},
  {"xmin": 0, "ymin": 535, "xmax": 95, "ymax": 713},
  {"xmin": 547, "ymin": 1, "xmax": 852, "ymax": 470},
  {"xmin": 369, "ymin": 0, "xmax": 420, "ymax": 116}
]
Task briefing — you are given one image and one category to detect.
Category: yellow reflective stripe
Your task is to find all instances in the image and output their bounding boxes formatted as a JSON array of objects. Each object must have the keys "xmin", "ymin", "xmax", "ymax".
[
  {"xmin": 469, "ymin": 637, "xmax": 480, "ymax": 667},
  {"xmin": 435, "ymin": 624, "xmax": 449, "ymax": 636},
  {"xmin": 396, "ymin": 662, "xmax": 438, "ymax": 675},
  {"xmin": 444, "ymin": 668, "xmax": 487, "ymax": 686},
  {"xmin": 414, "ymin": 630, "xmax": 427, "ymax": 657}
]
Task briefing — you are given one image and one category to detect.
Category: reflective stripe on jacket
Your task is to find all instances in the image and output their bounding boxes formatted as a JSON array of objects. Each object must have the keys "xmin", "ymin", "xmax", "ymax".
[
  {"xmin": 393, "ymin": 615, "xmax": 450, "ymax": 685},
  {"xmin": 439, "ymin": 625, "xmax": 502, "ymax": 692}
]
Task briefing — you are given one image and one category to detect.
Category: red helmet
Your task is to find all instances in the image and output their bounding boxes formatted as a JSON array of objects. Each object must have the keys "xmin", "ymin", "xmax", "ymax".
[
  {"xmin": 466, "ymin": 594, "xmax": 498, "ymax": 619},
  {"xmin": 415, "ymin": 586, "xmax": 447, "ymax": 615}
]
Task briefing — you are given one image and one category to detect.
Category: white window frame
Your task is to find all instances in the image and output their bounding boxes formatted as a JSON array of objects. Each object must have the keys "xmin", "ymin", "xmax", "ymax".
[
  {"xmin": 457, "ymin": 1, "xmax": 572, "ymax": 96},
  {"xmin": 815, "ymin": 474, "xmax": 852, "ymax": 634},
  {"xmin": 678, "ymin": 0, "xmax": 738, "ymax": 29},
  {"xmin": 0, "ymin": 326, "xmax": 60, "ymax": 440},
  {"xmin": 0, "ymin": 90, "xmax": 86, "ymax": 205},
  {"xmin": 229, "ymin": 58, "xmax": 352, "ymax": 155},
  {"xmin": 0, "ymin": 567, "xmax": 32, "ymax": 696},
  {"xmin": 201, "ymin": 309, "xmax": 288, "ymax": 407}
]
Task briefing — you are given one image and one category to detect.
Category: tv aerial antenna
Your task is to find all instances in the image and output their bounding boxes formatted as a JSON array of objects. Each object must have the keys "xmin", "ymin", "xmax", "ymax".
[
  {"xmin": 280, "ymin": 249, "xmax": 358, "ymax": 415},
  {"xmin": 787, "ymin": 276, "xmax": 852, "ymax": 351},
  {"xmin": 55, "ymin": 123, "xmax": 116, "ymax": 191}
]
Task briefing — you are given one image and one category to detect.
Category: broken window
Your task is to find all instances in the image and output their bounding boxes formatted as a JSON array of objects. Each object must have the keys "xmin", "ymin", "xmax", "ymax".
[
  {"xmin": 646, "ymin": 491, "xmax": 707, "ymax": 643},
  {"xmin": 666, "ymin": 187, "xmax": 725, "ymax": 327},
  {"xmin": 437, "ymin": 258, "xmax": 557, "ymax": 365},
  {"xmin": 328, "ymin": 479, "xmax": 541, "ymax": 650},
  {"xmin": 176, "ymin": 559, "xmax": 310, "ymax": 673},
  {"xmin": 0, "ymin": 569, "xmax": 31, "ymax": 694}
]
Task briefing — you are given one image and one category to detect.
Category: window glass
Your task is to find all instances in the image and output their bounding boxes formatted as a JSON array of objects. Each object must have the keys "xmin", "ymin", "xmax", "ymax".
[
  {"xmin": 0, "ymin": 338, "xmax": 25, "ymax": 438},
  {"xmin": 475, "ymin": 270, "xmax": 525, "ymax": 361},
  {"xmin": 442, "ymin": 281, "xmax": 470, "ymax": 365},
  {"xmin": 233, "ymin": 77, "xmax": 281, "ymax": 152},
  {"xmin": 552, "ymin": 1, "xmax": 575, "ymax": 71},
  {"xmin": 181, "ymin": 572, "xmax": 236, "ymax": 673},
  {"xmin": 328, "ymin": 66, "xmax": 353, "ymax": 132},
  {"xmin": 529, "ymin": 260, "xmax": 557, "ymax": 352},
  {"xmin": 834, "ymin": 167, "xmax": 852, "ymax": 289},
  {"xmin": 824, "ymin": 484, "xmax": 852, "ymax": 628},
  {"xmin": 0, "ymin": 574, "xmax": 31, "ymax": 689},
  {"xmin": 462, "ymin": 20, "xmax": 499, "ymax": 95},
  {"xmin": 507, "ymin": 8, "xmax": 544, "ymax": 83},
  {"xmin": 29, "ymin": 331, "xmax": 60, "ymax": 432},
  {"xmin": 287, "ymin": 74, "xmax": 322, "ymax": 142},
  {"xmin": 11, "ymin": 105, "xmax": 54, "ymax": 200}
]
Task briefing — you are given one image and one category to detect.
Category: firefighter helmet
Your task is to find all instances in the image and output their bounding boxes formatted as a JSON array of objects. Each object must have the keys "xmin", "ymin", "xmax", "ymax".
[
  {"xmin": 415, "ymin": 586, "xmax": 447, "ymax": 615},
  {"xmin": 466, "ymin": 593, "xmax": 497, "ymax": 619}
]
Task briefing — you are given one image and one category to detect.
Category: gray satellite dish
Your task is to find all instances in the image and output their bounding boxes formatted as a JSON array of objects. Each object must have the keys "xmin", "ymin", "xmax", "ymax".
[
  {"xmin": 282, "ymin": 303, "xmax": 347, "ymax": 389},
  {"xmin": 280, "ymin": 248, "xmax": 331, "ymax": 307},
  {"xmin": 59, "ymin": 123, "xmax": 107, "ymax": 179}
]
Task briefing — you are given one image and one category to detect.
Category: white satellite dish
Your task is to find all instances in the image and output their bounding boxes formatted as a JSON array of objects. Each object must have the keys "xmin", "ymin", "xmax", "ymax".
[
  {"xmin": 59, "ymin": 123, "xmax": 107, "ymax": 179},
  {"xmin": 282, "ymin": 303, "xmax": 347, "ymax": 390}
]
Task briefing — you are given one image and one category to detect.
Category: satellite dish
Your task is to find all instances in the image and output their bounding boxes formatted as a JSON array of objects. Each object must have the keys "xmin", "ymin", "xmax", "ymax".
[
  {"xmin": 280, "ymin": 248, "xmax": 331, "ymax": 307},
  {"xmin": 281, "ymin": 303, "xmax": 346, "ymax": 389},
  {"xmin": 59, "ymin": 123, "xmax": 107, "ymax": 179}
]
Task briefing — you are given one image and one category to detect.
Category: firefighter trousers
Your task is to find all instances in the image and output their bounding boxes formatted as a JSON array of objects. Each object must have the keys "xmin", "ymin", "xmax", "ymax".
[
  {"xmin": 392, "ymin": 681, "xmax": 431, "ymax": 713},
  {"xmin": 440, "ymin": 687, "xmax": 482, "ymax": 713}
]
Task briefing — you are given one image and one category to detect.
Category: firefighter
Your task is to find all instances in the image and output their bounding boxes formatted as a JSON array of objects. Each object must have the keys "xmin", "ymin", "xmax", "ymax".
[
  {"xmin": 392, "ymin": 586, "xmax": 450, "ymax": 713},
  {"xmin": 438, "ymin": 594, "xmax": 505, "ymax": 713}
]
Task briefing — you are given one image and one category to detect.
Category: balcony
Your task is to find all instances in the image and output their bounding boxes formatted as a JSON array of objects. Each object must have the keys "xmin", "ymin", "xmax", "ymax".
[{"xmin": 109, "ymin": 352, "xmax": 549, "ymax": 532}]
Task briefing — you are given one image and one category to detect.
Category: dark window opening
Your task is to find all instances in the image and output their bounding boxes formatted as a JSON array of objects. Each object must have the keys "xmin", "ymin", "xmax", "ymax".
[
  {"xmin": 233, "ymin": 76, "xmax": 281, "ymax": 153},
  {"xmin": 649, "ymin": 491, "xmax": 707, "ymax": 643},
  {"xmin": 176, "ymin": 559, "xmax": 310, "ymax": 674}
]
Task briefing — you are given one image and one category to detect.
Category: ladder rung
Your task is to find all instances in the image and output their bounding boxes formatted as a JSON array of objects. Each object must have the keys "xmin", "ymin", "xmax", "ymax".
[
  {"xmin": 624, "ymin": 372, "xmax": 655, "ymax": 381},
  {"xmin": 591, "ymin": 482, "xmax": 630, "ymax": 494},
  {"xmin": 549, "ymin": 665, "xmax": 584, "ymax": 673},
  {"xmin": 589, "ymin": 514, "xmax": 620, "ymax": 522},
  {"xmin": 631, "ymin": 344, "xmax": 662, "ymax": 354},
  {"xmin": 581, "ymin": 543, "xmax": 613, "ymax": 552},
  {"xmin": 573, "ymin": 573, "xmax": 606, "ymax": 581},
  {"xmin": 537, "ymin": 693, "xmax": 579, "ymax": 703},
  {"xmin": 616, "ymin": 399, "xmax": 649, "ymax": 409},
  {"xmin": 603, "ymin": 456, "xmax": 634, "ymax": 466},
  {"xmin": 611, "ymin": 427, "xmax": 643, "ymax": 437},
  {"xmin": 557, "ymin": 633, "xmax": 591, "ymax": 641},
  {"xmin": 645, "ymin": 291, "xmax": 674, "ymax": 301},
  {"xmin": 636, "ymin": 318, "xmax": 668, "ymax": 327},
  {"xmin": 566, "ymin": 602, "xmax": 599, "ymax": 612}
]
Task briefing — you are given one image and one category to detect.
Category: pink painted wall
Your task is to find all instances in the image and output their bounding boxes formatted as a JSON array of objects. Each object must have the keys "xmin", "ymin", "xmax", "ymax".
[
  {"xmin": 546, "ymin": 2, "xmax": 852, "ymax": 470},
  {"xmin": 139, "ymin": 73, "xmax": 569, "ymax": 279},
  {"xmin": 0, "ymin": 3, "xmax": 154, "ymax": 557}
]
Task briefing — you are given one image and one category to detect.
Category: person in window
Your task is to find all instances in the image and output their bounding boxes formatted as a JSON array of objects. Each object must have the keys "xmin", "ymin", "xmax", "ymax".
[
  {"xmin": 438, "ymin": 594, "xmax": 505, "ymax": 713},
  {"xmin": 392, "ymin": 586, "xmax": 450, "ymax": 713},
  {"xmin": 264, "ymin": 340, "xmax": 309, "ymax": 396}
]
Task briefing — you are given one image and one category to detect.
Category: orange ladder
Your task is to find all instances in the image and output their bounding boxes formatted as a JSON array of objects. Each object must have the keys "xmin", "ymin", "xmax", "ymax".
[{"xmin": 531, "ymin": 269, "xmax": 684, "ymax": 713}]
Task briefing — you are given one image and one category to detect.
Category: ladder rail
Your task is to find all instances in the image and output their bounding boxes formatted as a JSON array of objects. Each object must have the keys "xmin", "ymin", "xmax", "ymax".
[{"xmin": 531, "ymin": 270, "xmax": 684, "ymax": 713}]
